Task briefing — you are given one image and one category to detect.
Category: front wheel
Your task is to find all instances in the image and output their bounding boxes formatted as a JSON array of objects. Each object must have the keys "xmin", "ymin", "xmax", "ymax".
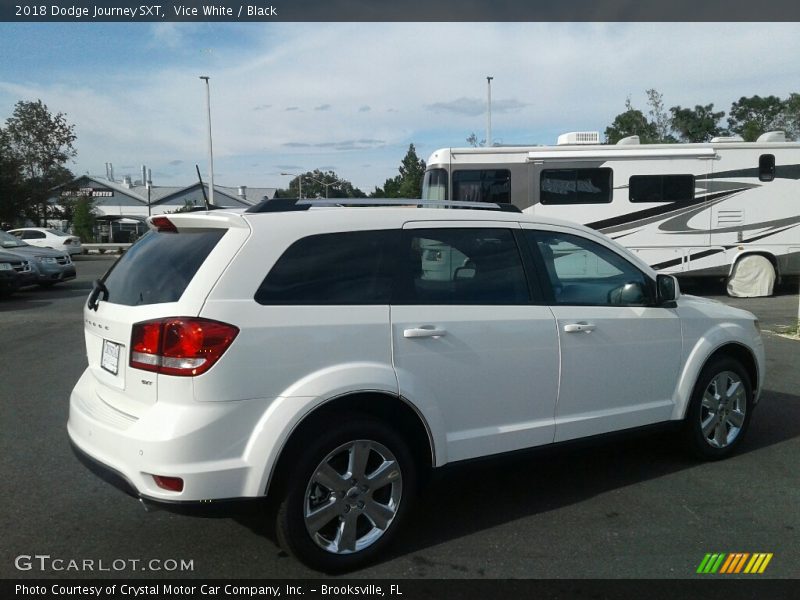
[
  {"xmin": 275, "ymin": 416, "xmax": 416, "ymax": 572},
  {"xmin": 683, "ymin": 357, "xmax": 753, "ymax": 460}
]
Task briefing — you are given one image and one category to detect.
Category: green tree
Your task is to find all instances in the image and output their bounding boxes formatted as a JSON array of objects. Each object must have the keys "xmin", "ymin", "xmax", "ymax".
[
  {"xmin": 0, "ymin": 128, "xmax": 25, "ymax": 227},
  {"xmin": 670, "ymin": 103, "xmax": 726, "ymax": 142},
  {"xmin": 784, "ymin": 93, "xmax": 800, "ymax": 140},
  {"xmin": 3, "ymin": 100, "xmax": 76, "ymax": 224},
  {"xmin": 645, "ymin": 89, "xmax": 676, "ymax": 143},
  {"xmin": 466, "ymin": 132, "xmax": 485, "ymax": 147},
  {"xmin": 71, "ymin": 196, "xmax": 95, "ymax": 242},
  {"xmin": 604, "ymin": 98, "xmax": 660, "ymax": 144},
  {"xmin": 727, "ymin": 95, "xmax": 787, "ymax": 141},
  {"xmin": 373, "ymin": 144, "xmax": 426, "ymax": 198},
  {"xmin": 277, "ymin": 170, "xmax": 366, "ymax": 199}
]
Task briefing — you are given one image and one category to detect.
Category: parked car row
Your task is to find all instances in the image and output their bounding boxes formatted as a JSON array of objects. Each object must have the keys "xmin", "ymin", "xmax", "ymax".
[{"xmin": 0, "ymin": 229, "xmax": 77, "ymax": 297}]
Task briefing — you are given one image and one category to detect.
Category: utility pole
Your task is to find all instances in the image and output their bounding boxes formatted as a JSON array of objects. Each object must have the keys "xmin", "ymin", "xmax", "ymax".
[
  {"xmin": 486, "ymin": 76, "xmax": 493, "ymax": 147},
  {"xmin": 200, "ymin": 76, "xmax": 215, "ymax": 207}
]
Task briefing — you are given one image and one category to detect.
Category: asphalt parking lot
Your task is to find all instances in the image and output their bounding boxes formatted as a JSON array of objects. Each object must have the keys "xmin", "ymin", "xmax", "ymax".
[{"xmin": 0, "ymin": 258, "xmax": 798, "ymax": 579}]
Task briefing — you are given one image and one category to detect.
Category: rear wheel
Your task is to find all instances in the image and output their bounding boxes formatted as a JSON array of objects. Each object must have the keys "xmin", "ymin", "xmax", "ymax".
[
  {"xmin": 683, "ymin": 357, "xmax": 753, "ymax": 460},
  {"xmin": 275, "ymin": 416, "xmax": 416, "ymax": 572}
]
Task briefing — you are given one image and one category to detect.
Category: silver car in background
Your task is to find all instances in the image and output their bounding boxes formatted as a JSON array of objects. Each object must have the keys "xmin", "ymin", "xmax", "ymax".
[{"xmin": 0, "ymin": 230, "xmax": 76, "ymax": 287}]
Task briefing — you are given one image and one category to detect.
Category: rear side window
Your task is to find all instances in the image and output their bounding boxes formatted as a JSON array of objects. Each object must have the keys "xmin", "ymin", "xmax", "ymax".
[
  {"xmin": 255, "ymin": 230, "xmax": 400, "ymax": 305},
  {"xmin": 102, "ymin": 230, "xmax": 225, "ymax": 306}
]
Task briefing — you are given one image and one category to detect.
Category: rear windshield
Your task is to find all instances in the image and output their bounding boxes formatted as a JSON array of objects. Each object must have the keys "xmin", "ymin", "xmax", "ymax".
[{"xmin": 102, "ymin": 229, "xmax": 225, "ymax": 306}]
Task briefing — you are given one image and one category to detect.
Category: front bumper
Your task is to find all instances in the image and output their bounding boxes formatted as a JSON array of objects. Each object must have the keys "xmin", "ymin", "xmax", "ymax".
[
  {"xmin": 0, "ymin": 270, "xmax": 21, "ymax": 294},
  {"xmin": 35, "ymin": 262, "xmax": 76, "ymax": 283},
  {"xmin": 67, "ymin": 368, "xmax": 269, "ymax": 503}
]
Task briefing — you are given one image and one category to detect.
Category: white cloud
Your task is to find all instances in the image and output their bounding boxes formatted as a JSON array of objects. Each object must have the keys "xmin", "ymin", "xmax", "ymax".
[{"xmin": 2, "ymin": 22, "xmax": 799, "ymax": 191}]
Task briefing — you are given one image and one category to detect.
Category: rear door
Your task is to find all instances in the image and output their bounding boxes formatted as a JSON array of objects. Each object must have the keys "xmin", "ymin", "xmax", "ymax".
[
  {"xmin": 83, "ymin": 213, "xmax": 249, "ymax": 417},
  {"xmin": 391, "ymin": 222, "xmax": 559, "ymax": 463}
]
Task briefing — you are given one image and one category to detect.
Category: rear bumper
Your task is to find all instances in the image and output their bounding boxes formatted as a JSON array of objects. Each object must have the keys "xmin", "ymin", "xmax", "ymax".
[
  {"xmin": 68, "ymin": 368, "xmax": 270, "ymax": 502},
  {"xmin": 69, "ymin": 438, "xmax": 257, "ymax": 513}
]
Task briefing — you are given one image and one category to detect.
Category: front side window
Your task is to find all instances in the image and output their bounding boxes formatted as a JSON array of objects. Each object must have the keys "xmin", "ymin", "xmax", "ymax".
[
  {"xmin": 540, "ymin": 168, "xmax": 612, "ymax": 205},
  {"xmin": 398, "ymin": 228, "xmax": 529, "ymax": 305},
  {"xmin": 527, "ymin": 231, "xmax": 653, "ymax": 306},
  {"xmin": 452, "ymin": 169, "xmax": 510, "ymax": 204},
  {"xmin": 22, "ymin": 230, "xmax": 46, "ymax": 239},
  {"xmin": 629, "ymin": 175, "xmax": 695, "ymax": 203},
  {"xmin": 255, "ymin": 230, "xmax": 400, "ymax": 305},
  {"xmin": 422, "ymin": 168, "xmax": 448, "ymax": 201}
]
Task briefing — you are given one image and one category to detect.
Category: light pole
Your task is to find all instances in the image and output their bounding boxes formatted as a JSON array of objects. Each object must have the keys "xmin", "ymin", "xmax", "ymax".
[
  {"xmin": 200, "ymin": 76, "xmax": 215, "ymax": 207},
  {"xmin": 280, "ymin": 172, "xmax": 303, "ymax": 199},
  {"xmin": 306, "ymin": 175, "xmax": 338, "ymax": 198},
  {"xmin": 486, "ymin": 75, "xmax": 493, "ymax": 147}
]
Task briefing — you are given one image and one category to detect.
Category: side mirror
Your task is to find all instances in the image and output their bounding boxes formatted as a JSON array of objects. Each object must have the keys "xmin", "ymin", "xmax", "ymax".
[{"xmin": 656, "ymin": 274, "xmax": 679, "ymax": 307}]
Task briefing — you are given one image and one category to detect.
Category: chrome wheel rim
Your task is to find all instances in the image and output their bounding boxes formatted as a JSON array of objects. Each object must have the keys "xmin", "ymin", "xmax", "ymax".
[
  {"xmin": 700, "ymin": 371, "xmax": 747, "ymax": 448},
  {"xmin": 304, "ymin": 440, "xmax": 403, "ymax": 555}
]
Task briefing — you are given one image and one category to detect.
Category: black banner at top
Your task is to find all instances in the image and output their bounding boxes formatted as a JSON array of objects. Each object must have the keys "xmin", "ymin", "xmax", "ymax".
[{"xmin": 2, "ymin": 0, "xmax": 800, "ymax": 22}]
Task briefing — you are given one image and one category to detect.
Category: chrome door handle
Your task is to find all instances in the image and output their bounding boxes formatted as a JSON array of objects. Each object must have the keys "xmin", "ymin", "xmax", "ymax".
[
  {"xmin": 563, "ymin": 322, "xmax": 596, "ymax": 333},
  {"xmin": 404, "ymin": 326, "xmax": 447, "ymax": 338}
]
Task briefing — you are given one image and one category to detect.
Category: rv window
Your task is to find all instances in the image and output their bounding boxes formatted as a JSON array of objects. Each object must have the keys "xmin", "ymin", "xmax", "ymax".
[
  {"xmin": 422, "ymin": 168, "xmax": 449, "ymax": 200},
  {"xmin": 629, "ymin": 175, "xmax": 695, "ymax": 203},
  {"xmin": 540, "ymin": 168, "xmax": 612, "ymax": 205},
  {"xmin": 759, "ymin": 154, "xmax": 775, "ymax": 182},
  {"xmin": 452, "ymin": 169, "xmax": 511, "ymax": 204}
]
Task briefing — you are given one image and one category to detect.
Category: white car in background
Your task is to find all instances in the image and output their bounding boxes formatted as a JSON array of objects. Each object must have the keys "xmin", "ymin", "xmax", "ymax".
[{"xmin": 8, "ymin": 227, "xmax": 83, "ymax": 256}]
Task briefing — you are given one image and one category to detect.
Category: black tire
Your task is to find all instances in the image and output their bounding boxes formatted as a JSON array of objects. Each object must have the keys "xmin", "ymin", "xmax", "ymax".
[
  {"xmin": 275, "ymin": 415, "xmax": 416, "ymax": 572},
  {"xmin": 683, "ymin": 357, "xmax": 753, "ymax": 460}
]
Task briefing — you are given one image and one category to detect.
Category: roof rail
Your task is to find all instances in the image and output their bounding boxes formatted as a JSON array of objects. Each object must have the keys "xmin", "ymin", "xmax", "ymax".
[{"xmin": 245, "ymin": 198, "xmax": 522, "ymax": 214}]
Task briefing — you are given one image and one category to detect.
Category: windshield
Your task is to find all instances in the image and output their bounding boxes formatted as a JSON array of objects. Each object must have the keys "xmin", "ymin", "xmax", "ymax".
[
  {"xmin": 47, "ymin": 229, "xmax": 68, "ymax": 236},
  {"xmin": 422, "ymin": 168, "xmax": 448, "ymax": 201},
  {"xmin": 0, "ymin": 231, "xmax": 28, "ymax": 248}
]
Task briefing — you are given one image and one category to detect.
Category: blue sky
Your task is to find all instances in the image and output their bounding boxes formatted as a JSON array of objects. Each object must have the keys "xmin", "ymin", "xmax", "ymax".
[{"xmin": 1, "ymin": 22, "xmax": 799, "ymax": 192}]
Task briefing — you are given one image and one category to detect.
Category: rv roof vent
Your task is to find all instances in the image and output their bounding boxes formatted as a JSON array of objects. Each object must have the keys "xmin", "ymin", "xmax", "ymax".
[
  {"xmin": 557, "ymin": 131, "xmax": 600, "ymax": 146},
  {"xmin": 757, "ymin": 131, "xmax": 786, "ymax": 143},
  {"xmin": 616, "ymin": 135, "xmax": 640, "ymax": 146},
  {"xmin": 710, "ymin": 135, "xmax": 744, "ymax": 143}
]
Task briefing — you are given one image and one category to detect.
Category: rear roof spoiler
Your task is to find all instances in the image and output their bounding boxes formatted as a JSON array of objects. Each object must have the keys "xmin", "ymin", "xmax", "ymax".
[{"xmin": 245, "ymin": 198, "xmax": 522, "ymax": 214}]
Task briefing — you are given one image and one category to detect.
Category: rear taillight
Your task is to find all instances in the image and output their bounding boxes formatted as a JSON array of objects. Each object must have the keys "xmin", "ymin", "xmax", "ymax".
[
  {"xmin": 130, "ymin": 318, "xmax": 239, "ymax": 376},
  {"xmin": 150, "ymin": 216, "xmax": 177, "ymax": 233}
]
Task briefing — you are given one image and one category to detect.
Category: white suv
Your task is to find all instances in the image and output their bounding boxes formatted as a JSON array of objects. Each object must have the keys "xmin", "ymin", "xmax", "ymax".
[{"xmin": 68, "ymin": 199, "xmax": 765, "ymax": 571}]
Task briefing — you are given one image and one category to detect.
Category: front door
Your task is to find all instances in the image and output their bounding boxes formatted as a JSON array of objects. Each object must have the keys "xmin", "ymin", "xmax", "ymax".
[{"xmin": 522, "ymin": 226, "xmax": 683, "ymax": 442}]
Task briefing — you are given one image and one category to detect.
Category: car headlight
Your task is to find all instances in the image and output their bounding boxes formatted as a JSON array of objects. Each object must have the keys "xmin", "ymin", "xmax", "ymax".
[
  {"xmin": 36, "ymin": 257, "xmax": 58, "ymax": 264},
  {"xmin": 0, "ymin": 262, "xmax": 11, "ymax": 271}
]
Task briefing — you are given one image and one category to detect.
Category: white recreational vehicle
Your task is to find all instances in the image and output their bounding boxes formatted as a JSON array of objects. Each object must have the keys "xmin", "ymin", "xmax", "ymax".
[{"xmin": 422, "ymin": 131, "xmax": 800, "ymax": 296}]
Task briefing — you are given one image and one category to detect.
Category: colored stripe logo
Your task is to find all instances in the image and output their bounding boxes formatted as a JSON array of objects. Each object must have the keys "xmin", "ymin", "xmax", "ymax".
[{"xmin": 697, "ymin": 553, "xmax": 773, "ymax": 574}]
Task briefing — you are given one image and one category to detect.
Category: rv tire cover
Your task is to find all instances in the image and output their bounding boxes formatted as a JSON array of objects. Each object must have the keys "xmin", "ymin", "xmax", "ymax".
[{"xmin": 727, "ymin": 255, "xmax": 775, "ymax": 298}]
